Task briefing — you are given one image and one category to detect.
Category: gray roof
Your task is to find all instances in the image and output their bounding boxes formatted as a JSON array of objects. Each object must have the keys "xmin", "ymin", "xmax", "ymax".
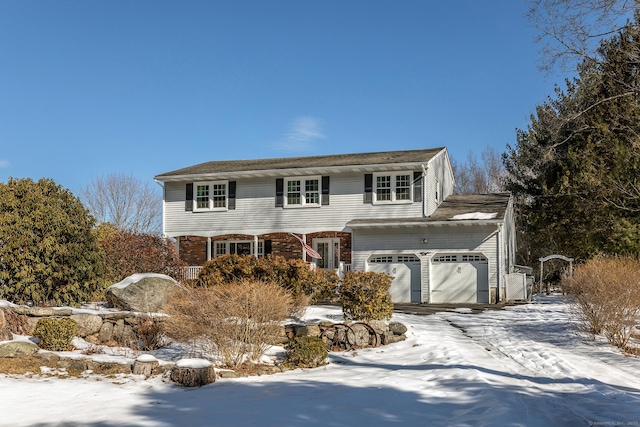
[
  {"xmin": 347, "ymin": 193, "xmax": 512, "ymax": 227},
  {"xmin": 155, "ymin": 147, "xmax": 445, "ymax": 181}
]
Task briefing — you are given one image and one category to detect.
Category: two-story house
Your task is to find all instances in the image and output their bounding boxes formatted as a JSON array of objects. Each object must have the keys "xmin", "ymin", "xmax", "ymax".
[{"xmin": 154, "ymin": 147, "xmax": 517, "ymax": 304}]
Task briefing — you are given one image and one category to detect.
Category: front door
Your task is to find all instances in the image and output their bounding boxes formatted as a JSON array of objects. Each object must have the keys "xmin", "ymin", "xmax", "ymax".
[{"xmin": 313, "ymin": 238, "xmax": 340, "ymax": 269}]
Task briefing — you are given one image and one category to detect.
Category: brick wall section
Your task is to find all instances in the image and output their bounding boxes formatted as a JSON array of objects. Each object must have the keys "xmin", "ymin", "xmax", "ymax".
[
  {"xmin": 178, "ymin": 236, "xmax": 208, "ymax": 266},
  {"xmin": 178, "ymin": 231, "xmax": 352, "ymax": 266}
]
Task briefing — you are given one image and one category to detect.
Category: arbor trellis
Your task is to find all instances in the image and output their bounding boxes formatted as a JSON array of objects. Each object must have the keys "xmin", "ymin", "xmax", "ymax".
[{"xmin": 539, "ymin": 254, "xmax": 573, "ymax": 295}]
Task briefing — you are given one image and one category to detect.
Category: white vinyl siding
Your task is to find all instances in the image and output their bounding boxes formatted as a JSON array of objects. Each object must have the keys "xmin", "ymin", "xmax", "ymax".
[{"xmin": 163, "ymin": 170, "xmax": 429, "ymax": 236}]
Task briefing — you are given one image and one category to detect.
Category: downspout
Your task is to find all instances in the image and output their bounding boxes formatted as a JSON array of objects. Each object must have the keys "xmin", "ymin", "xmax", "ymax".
[
  {"xmin": 421, "ymin": 164, "xmax": 428, "ymax": 217},
  {"xmin": 154, "ymin": 179, "xmax": 165, "ymax": 237},
  {"xmin": 496, "ymin": 223, "xmax": 503, "ymax": 303}
]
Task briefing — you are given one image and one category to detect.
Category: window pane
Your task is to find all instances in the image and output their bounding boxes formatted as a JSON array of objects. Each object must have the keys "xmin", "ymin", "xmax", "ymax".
[
  {"xmin": 396, "ymin": 174, "xmax": 411, "ymax": 200},
  {"xmin": 215, "ymin": 242, "xmax": 226, "ymax": 256},
  {"xmin": 376, "ymin": 176, "xmax": 391, "ymax": 201},
  {"xmin": 212, "ymin": 183, "xmax": 226, "ymax": 208},
  {"xmin": 315, "ymin": 242, "xmax": 328, "ymax": 268},
  {"xmin": 305, "ymin": 179, "xmax": 319, "ymax": 205},
  {"xmin": 287, "ymin": 180, "xmax": 301, "ymax": 205},
  {"xmin": 196, "ymin": 185, "xmax": 209, "ymax": 209}
]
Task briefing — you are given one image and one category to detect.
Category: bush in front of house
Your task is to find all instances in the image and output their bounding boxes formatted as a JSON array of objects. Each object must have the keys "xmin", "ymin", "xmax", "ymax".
[
  {"xmin": 284, "ymin": 335, "xmax": 328, "ymax": 369},
  {"xmin": 164, "ymin": 279, "xmax": 293, "ymax": 368},
  {"xmin": 98, "ymin": 227, "xmax": 186, "ymax": 286},
  {"xmin": 562, "ymin": 255, "xmax": 640, "ymax": 351},
  {"xmin": 339, "ymin": 271, "xmax": 394, "ymax": 321},
  {"xmin": 33, "ymin": 318, "xmax": 77, "ymax": 351},
  {"xmin": 197, "ymin": 254, "xmax": 339, "ymax": 306}
]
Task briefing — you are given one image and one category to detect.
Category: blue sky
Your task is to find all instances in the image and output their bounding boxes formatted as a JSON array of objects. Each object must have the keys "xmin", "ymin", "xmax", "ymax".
[{"xmin": 0, "ymin": 1, "xmax": 563, "ymax": 195}]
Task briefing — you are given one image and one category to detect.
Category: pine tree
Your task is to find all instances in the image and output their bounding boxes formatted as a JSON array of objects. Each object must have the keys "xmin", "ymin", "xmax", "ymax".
[
  {"xmin": 0, "ymin": 178, "xmax": 106, "ymax": 306},
  {"xmin": 504, "ymin": 15, "xmax": 640, "ymax": 267}
]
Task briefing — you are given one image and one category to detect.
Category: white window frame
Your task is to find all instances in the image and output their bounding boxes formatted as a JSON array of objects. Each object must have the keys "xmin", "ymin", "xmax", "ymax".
[
  {"xmin": 193, "ymin": 180, "xmax": 228, "ymax": 212},
  {"xmin": 213, "ymin": 240, "xmax": 264, "ymax": 257},
  {"xmin": 284, "ymin": 176, "xmax": 321, "ymax": 208},
  {"xmin": 373, "ymin": 172, "xmax": 413, "ymax": 204}
]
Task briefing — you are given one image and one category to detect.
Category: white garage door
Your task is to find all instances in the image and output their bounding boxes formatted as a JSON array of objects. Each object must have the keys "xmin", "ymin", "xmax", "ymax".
[
  {"xmin": 430, "ymin": 254, "xmax": 489, "ymax": 303},
  {"xmin": 367, "ymin": 255, "xmax": 421, "ymax": 303}
]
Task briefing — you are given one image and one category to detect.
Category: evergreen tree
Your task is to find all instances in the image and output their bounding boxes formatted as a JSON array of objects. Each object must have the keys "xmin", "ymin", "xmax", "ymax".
[
  {"xmin": 504, "ymin": 15, "xmax": 640, "ymax": 267},
  {"xmin": 0, "ymin": 178, "xmax": 106, "ymax": 306}
]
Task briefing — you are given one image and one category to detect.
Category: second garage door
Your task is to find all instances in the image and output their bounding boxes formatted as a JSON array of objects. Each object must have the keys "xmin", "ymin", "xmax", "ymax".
[{"xmin": 430, "ymin": 254, "xmax": 489, "ymax": 303}]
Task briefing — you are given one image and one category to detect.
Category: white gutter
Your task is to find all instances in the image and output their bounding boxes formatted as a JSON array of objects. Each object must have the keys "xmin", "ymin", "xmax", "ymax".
[
  {"xmin": 154, "ymin": 179, "xmax": 166, "ymax": 237},
  {"xmin": 347, "ymin": 219, "xmax": 505, "ymax": 228}
]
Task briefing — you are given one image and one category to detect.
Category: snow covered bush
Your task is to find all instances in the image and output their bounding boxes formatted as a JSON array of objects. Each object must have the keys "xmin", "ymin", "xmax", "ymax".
[
  {"xmin": 164, "ymin": 280, "xmax": 293, "ymax": 368},
  {"xmin": 563, "ymin": 255, "xmax": 640, "ymax": 350},
  {"xmin": 339, "ymin": 271, "xmax": 394, "ymax": 321},
  {"xmin": 33, "ymin": 318, "xmax": 77, "ymax": 351}
]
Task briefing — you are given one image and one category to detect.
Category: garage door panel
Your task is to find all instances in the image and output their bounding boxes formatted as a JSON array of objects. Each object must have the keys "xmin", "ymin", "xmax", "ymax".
[
  {"xmin": 430, "ymin": 254, "xmax": 489, "ymax": 304},
  {"xmin": 368, "ymin": 256, "xmax": 421, "ymax": 304}
]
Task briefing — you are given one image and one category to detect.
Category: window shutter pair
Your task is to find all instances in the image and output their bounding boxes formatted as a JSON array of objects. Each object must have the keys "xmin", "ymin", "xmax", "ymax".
[{"xmin": 185, "ymin": 181, "xmax": 236, "ymax": 211}]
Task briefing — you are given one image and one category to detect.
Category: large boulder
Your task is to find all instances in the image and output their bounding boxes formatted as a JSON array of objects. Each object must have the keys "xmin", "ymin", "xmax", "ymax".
[
  {"xmin": 0, "ymin": 341, "xmax": 39, "ymax": 357},
  {"xmin": 106, "ymin": 273, "xmax": 179, "ymax": 313}
]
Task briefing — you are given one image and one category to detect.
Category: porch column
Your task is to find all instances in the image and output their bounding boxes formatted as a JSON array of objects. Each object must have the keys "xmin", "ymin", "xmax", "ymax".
[
  {"xmin": 254, "ymin": 235, "xmax": 259, "ymax": 258},
  {"xmin": 302, "ymin": 234, "xmax": 307, "ymax": 262},
  {"xmin": 206, "ymin": 237, "xmax": 212, "ymax": 261}
]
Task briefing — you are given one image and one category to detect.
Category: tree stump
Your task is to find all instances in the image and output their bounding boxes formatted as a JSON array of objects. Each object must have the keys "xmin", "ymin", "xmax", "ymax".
[
  {"xmin": 133, "ymin": 355, "xmax": 160, "ymax": 377},
  {"xmin": 170, "ymin": 359, "xmax": 216, "ymax": 387}
]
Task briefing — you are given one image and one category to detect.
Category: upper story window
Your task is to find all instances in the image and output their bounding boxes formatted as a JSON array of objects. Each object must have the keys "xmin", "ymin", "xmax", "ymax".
[
  {"xmin": 285, "ymin": 177, "xmax": 321, "ymax": 207},
  {"xmin": 374, "ymin": 172, "xmax": 413, "ymax": 204},
  {"xmin": 194, "ymin": 181, "xmax": 228, "ymax": 211}
]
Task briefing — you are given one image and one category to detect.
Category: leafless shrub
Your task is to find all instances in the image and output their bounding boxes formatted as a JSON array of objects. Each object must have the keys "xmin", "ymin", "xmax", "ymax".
[
  {"xmin": 163, "ymin": 280, "xmax": 293, "ymax": 368},
  {"xmin": 563, "ymin": 255, "xmax": 640, "ymax": 350},
  {"xmin": 136, "ymin": 316, "xmax": 170, "ymax": 351}
]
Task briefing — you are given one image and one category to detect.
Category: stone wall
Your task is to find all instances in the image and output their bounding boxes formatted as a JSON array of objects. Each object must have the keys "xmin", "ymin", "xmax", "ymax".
[{"xmin": 1, "ymin": 306, "xmax": 159, "ymax": 347}]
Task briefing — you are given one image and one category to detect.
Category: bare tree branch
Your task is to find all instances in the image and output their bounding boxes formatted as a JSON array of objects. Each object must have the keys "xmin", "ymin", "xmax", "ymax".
[{"xmin": 80, "ymin": 173, "xmax": 162, "ymax": 234}]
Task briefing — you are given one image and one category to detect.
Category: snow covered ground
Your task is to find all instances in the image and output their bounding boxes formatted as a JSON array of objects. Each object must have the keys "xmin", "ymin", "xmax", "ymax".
[{"xmin": 2, "ymin": 295, "xmax": 640, "ymax": 426}]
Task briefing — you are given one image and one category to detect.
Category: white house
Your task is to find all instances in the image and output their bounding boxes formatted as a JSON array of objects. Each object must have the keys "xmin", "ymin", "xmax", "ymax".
[{"xmin": 154, "ymin": 147, "xmax": 517, "ymax": 304}]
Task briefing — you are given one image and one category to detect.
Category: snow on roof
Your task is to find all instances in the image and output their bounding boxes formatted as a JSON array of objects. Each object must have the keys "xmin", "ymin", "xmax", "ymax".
[
  {"xmin": 451, "ymin": 212, "xmax": 498, "ymax": 220},
  {"xmin": 109, "ymin": 273, "xmax": 177, "ymax": 290}
]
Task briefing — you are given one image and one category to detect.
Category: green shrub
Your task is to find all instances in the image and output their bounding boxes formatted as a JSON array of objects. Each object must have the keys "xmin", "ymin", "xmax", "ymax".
[
  {"xmin": 0, "ymin": 178, "xmax": 106, "ymax": 306},
  {"xmin": 339, "ymin": 271, "xmax": 394, "ymax": 321},
  {"xmin": 33, "ymin": 318, "xmax": 77, "ymax": 351},
  {"xmin": 284, "ymin": 335, "xmax": 328, "ymax": 368},
  {"xmin": 197, "ymin": 254, "xmax": 338, "ymax": 304}
]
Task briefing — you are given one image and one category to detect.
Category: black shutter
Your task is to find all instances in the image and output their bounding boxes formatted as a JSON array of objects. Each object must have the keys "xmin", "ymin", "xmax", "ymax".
[
  {"xmin": 275, "ymin": 179, "xmax": 284, "ymax": 207},
  {"xmin": 228, "ymin": 181, "xmax": 236, "ymax": 210},
  {"xmin": 413, "ymin": 171, "xmax": 422, "ymax": 202},
  {"xmin": 321, "ymin": 176, "xmax": 330, "ymax": 205},
  {"xmin": 185, "ymin": 183, "xmax": 193, "ymax": 211},
  {"xmin": 364, "ymin": 174, "xmax": 373, "ymax": 204},
  {"xmin": 264, "ymin": 239, "xmax": 272, "ymax": 255}
]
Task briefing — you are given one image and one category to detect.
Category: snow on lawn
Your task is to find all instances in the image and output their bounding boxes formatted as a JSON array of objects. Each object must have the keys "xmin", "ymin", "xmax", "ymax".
[{"xmin": 2, "ymin": 296, "xmax": 640, "ymax": 426}]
